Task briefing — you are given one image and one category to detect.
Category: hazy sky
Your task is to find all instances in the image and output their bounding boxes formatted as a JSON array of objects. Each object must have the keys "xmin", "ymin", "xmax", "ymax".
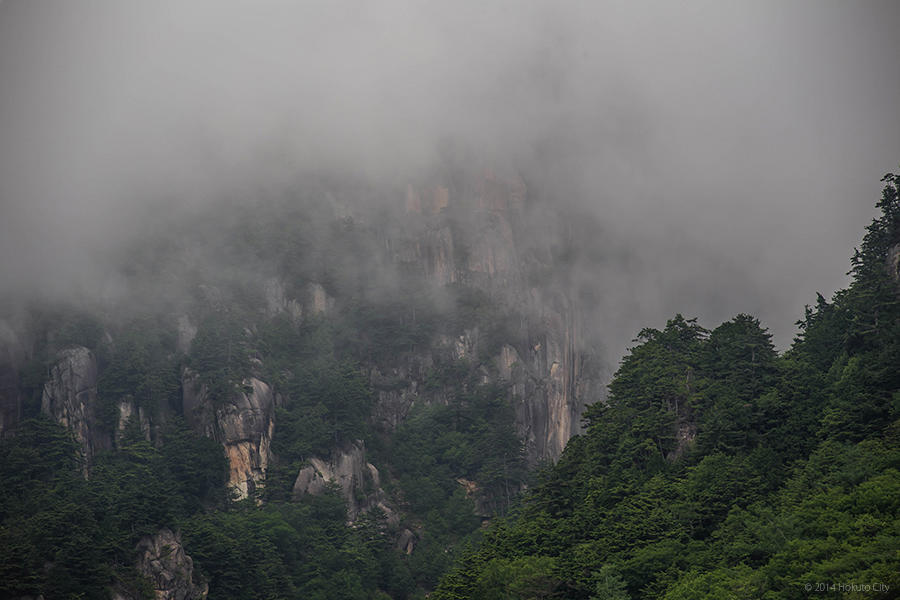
[{"xmin": 1, "ymin": 1, "xmax": 898, "ymax": 353}]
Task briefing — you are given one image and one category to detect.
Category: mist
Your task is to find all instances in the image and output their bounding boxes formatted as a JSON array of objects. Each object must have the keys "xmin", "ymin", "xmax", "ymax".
[{"xmin": 1, "ymin": 0, "xmax": 899, "ymax": 358}]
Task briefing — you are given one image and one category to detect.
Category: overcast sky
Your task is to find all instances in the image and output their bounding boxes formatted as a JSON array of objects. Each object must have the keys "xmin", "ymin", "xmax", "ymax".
[{"xmin": 1, "ymin": 1, "xmax": 898, "ymax": 353}]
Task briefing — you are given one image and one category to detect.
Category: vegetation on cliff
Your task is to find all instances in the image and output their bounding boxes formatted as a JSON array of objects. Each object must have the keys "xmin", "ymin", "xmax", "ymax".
[{"xmin": 432, "ymin": 173, "xmax": 900, "ymax": 599}]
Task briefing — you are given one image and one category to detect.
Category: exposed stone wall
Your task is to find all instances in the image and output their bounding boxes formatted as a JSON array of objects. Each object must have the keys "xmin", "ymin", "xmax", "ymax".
[
  {"xmin": 887, "ymin": 242, "xmax": 900, "ymax": 290},
  {"xmin": 379, "ymin": 171, "xmax": 595, "ymax": 464},
  {"xmin": 116, "ymin": 397, "xmax": 152, "ymax": 446},
  {"xmin": 292, "ymin": 441, "xmax": 394, "ymax": 522},
  {"xmin": 114, "ymin": 528, "xmax": 207, "ymax": 600},
  {"xmin": 182, "ymin": 372, "xmax": 275, "ymax": 500},
  {"xmin": 41, "ymin": 346, "xmax": 109, "ymax": 473}
]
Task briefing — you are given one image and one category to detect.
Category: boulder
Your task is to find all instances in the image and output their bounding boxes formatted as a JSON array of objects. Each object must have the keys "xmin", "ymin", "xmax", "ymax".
[{"xmin": 115, "ymin": 528, "xmax": 207, "ymax": 600}]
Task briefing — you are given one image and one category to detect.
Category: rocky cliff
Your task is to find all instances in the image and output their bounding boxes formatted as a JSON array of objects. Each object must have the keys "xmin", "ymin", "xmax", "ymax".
[
  {"xmin": 115, "ymin": 396, "xmax": 153, "ymax": 446},
  {"xmin": 9, "ymin": 167, "xmax": 601, "ymax": 523},
  {"xmin": 376, "ymin": 170, "xmax": 596, "ymax": 464},
  {"xmin": 291, "ymin": 441, "xmax": 394, "ymax": 522},
  {"xmin": 113, "ymin": 529, "xmax": 207, "ymax": 600},
  {"xmin": 182, "ymin": 372, "xmax": 275, "ymax": 500},
  {"xmin": 888, "ymin": 242, "xmax": 900, "ymax": 290},
  {"xmin": 41, "ymin": 346, "xmax": 109, "ymax": 472}
]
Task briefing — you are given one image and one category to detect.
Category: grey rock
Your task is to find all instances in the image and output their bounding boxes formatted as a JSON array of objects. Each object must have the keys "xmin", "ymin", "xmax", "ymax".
[
  {"xmin": 116, "ymin": 396, "xmax": 152, "ymax": 446},
  {"xmin": 133, "ymin": 528, "xmax": 207, "ymax": 600},
  {"xmin": 385, "ymin": 172, "xmax": 600, "ymax": 465},
  {"xmin": 396, "ymin": 528, "xmax": 416, "ymax": 554},
  {"xmin": 263, "ymin": 278, "xmax": 303, "ymax": 322},
  {"xmin": 182, "ymin": 371, "xmax": 275, "ymax": 500},
  {"xmin": 41, "ymin": 346, "xmax": 109, "ymax": 472},
  {"xmin": 306, "ymin": 282, "xmax": 334, "ymax": 315},
  {"xmin": 176, "ymin": 315, "xmax": 197, "ymax": 354},
  {"xmin": 887, "ymin": 243, "xmax": 900, "ymax": 289},
  {"xmin": 292, "ymin": 441, "xmax": 393, "ymax": 522}
]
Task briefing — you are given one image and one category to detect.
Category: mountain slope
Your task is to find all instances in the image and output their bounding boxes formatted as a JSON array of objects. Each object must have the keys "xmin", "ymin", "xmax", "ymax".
[
  {"xmin": 432, "ymin": 172, "xmax": 900, "ymax": 600},
  {"xmin": 0, "ymin": 166, "xmax": 606, "ymax": 598}
]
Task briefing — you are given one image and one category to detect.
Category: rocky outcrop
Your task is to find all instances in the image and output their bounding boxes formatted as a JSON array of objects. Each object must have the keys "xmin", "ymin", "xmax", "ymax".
[
  {"xmin": 41, "ymin": 346, "xmax": 109, "ymax": 472},
  {"xmin": 264, "ymin": 278, "xmax": 303, "ymax": 322},
  {"xmin": 368, "ymin": 328, "xmax": 489, "ymax": 432},
  {"xmin": 116, "ymin": 397, "xmax": 152, "ymax": 446},
  {"xmin": 405, "ymin": 184, "xmax": 450, "ymax": 216},
  {"xmin": 396, "ymin": 528, "xmax": 417, "ymax": 554},
  {"xmin": 292, "ymin": 441, "xmax": 393, "ymax": 522},
  {"xmin": 384, "ymin": 171, "xmax": 596, "ymax": 464},
  {"xmin": 371, "ymin": 353, "xmax": 438, "ymax": 431},
  {"xmin": 887, "ymin": 243, "xmax": 900, "ymax": 290},
  {"xmin": 456, "ymin": 477, "xmax": 493, "ymax": 518},
  {"xmin": 667, "ymin": 419, "xmax": 697, "ymax": 462},
  {"xmin": 182, "ymin": 372, "xmax": 275, "ymax": 500},
  {"xmin": 369, "ymin": 306, "xmax": 589, "ymax": 465},
  {"xmin": 176, "ymin": 315, "xmax": 198, "ymax": 354},
  {"xmin": 466, "ymin": 210, "xmax": 519, "ymax": 287},
  {"xmin": 519, "ymin": 291, "xmax": 583, "ymax": 463},
  {"xmin": 115, "ymin": 528, "xmax": 207, "ymax": 600},
  {"xmin": 397, "ymin": 172, "xmax": 524, "ymax": 291},
  {"xmin": 307, "ymin": 282, "xmax": 334, "ymax": 315}
]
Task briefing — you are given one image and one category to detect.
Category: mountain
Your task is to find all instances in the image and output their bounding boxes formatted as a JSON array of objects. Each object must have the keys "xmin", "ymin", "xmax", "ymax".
[
  {"xmin": 0, "ymin": 164, "xmax": 606, "ymax": 599},
  {"xmin": 3, "ymin": 168, "xmax": 896, "ymax": 599}
]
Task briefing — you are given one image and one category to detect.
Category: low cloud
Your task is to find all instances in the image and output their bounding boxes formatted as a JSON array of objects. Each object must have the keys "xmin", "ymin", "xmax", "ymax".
[{"xmin": 1, "ymin": 0, "xmax": 898, "ymax": 356}]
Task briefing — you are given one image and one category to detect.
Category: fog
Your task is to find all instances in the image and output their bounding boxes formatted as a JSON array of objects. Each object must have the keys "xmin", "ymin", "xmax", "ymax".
[{"xmin": 1, "ymin": 0, "xmax": 899, "ymax": 357}]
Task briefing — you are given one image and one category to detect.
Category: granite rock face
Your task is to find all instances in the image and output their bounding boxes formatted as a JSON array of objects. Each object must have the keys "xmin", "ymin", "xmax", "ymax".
[
  {"xmin": 41, "ymin": 346, "xmax": 109, "ymax": 472},
  {"xmin": 887, "ymin": 242, "xmax": 900, "ymax": 290},
  {"xmin": 117, "ymin": 528, "xmax": 207, "ymax": 600},
  {"xmin": 511, "ymin": 289, "xmax": 585, "ymax": 464},
  {"xmin": 182, "ymin": 372, "xmax": 275, "ymax": 500},
  {"xmin": 307, "ymin": 282, "xmax": 334, "ymax": 315},
  {"xmin": 292, "ymin": 441, "xmax": 393, "ymax": 522},
  {"xmin": 176, "ymin": 315, "xmax": 198, "ymax": 354},
  {"xmin": 263, "ymin": 278, "xmax": 303, "ymax": 322},
  {"xmin": 116, "ymin": 396, "xmax": 153, "ymax": 446},
  {"xmin": 374, "ymin": 170, "xmax": 598, "ymax": 464}
]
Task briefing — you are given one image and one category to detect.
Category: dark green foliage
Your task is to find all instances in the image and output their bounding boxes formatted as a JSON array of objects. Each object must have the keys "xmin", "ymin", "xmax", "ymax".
[
  {"xmin": 159, "ymin": 418, "xmax": 230, "ymax": 511},
  {"xmin": 189, "ymin": 310, "xmax": 254, "ymax": 404},
  {"xmin": 265, "ymin": 358, "xmax": 373, "ymax": 500},
  {"xmin": 258, "ymin": 316, "xmax": 376, "ymax": 502},
  {"xmin": 0, "ymin": 417, "xmax": 79, "ymax": 520},
  {"xmin": 378, "ymin": 379, "xmax": 527, "ymax": 592},
  {"xmin": 389, "ymin": 386, "xmax": 525, "ymax": 516},
  {"xmin": 14, "ymin": 306, "xmax": 108, "ymax": 418},
  {"xmin": 180, "ymin": 493, "xmax": 423, "ymax": 600},
  {"xmin": 51, "ymin": 310, "xmax": 106, "ymax": 351},
  {"xmin": 97, "ymin": 316, "xmax": 181, "ymax": 430},
  {"xmin": 0, "ymin": 417, "xmax": 226, "ymax": 599}
]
